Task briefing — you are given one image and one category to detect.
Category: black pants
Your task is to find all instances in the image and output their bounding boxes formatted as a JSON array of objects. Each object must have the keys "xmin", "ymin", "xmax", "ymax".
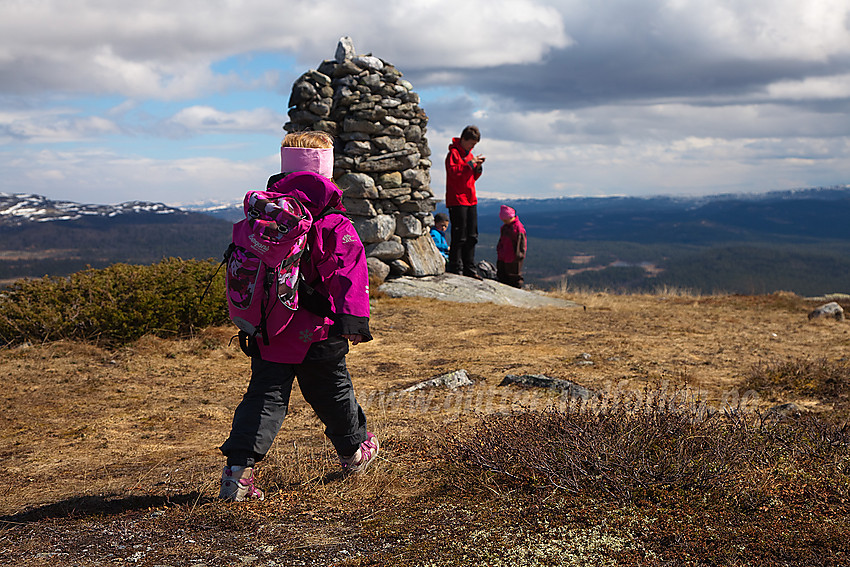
[
  {"xmin": 220, "ymin": 353, "xmax": 367, "ymax": 467},
  {"xmin": 497, "ymin": 259, "xmax": 524, "ymax": 289},
  {"xmin": 448, "ymin": 205, "xmax": 478, "ymax": 275}
]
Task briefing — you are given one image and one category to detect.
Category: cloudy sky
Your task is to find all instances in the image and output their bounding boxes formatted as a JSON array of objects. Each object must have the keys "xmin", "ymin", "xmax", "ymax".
[{"xmin": 2, "ymin": 0, "xmax": 849, "ymax": 206}]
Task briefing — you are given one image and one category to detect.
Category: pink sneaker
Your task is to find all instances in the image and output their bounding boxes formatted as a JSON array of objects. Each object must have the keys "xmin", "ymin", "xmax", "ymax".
[
  {"xmin": 340, "ymin": 432, "xmax": 380, "ymax": 473},
  {"xmin": 219, "ymin": 466, "xmax": 265, "ymax": 501}
]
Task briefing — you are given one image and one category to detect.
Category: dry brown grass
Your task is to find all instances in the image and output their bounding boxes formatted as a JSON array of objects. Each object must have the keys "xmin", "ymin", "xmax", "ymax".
[{"xmin": 1, "ymin": 291, "xmax": 849, "ymax": 565}]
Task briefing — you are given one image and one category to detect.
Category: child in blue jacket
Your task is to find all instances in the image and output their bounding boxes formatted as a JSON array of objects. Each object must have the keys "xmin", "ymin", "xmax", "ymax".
[{"xmin": 430, "ymin": 212, "xmax": 449, "ymax": 263}]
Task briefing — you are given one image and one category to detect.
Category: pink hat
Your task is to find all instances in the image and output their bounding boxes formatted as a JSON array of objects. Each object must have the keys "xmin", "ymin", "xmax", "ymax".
[
  {"xmin": 499, "ymin": 205, "xmax": 516, "ymax": 222},
  {"xmin": 280, "ymin": 146, "xmax": 334, "ymax": 179}
]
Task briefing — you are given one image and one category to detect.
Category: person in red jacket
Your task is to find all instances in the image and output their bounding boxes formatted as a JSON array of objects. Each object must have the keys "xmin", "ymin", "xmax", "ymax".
[
  {"xmin": 497, "ymin": 205, "xmax": 527, "ymax": 288},
  {"xmin": 445, "ymin": 125, "xmax": 485, "ymax": 279}
]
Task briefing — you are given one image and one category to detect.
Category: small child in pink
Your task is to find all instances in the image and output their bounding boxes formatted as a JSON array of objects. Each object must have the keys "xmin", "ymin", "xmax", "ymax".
[
  {"xmin": 218, "ymin": 131, "xmax": 379, "ymax": 501},
  {"xmin": 496, "ymin": 205, "xmax": 527, "ymax": 288}
]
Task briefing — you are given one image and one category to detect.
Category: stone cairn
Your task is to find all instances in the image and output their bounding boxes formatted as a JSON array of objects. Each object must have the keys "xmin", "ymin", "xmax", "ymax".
[{"xmin": 284, "ymin": 37, "xmax": 445, "ymax": 283}]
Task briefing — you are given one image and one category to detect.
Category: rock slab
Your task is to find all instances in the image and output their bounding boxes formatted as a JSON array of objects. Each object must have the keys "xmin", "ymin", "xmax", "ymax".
[{"xmin": 379, "ymin": 274, "xmax": 582, "ymax": 309}]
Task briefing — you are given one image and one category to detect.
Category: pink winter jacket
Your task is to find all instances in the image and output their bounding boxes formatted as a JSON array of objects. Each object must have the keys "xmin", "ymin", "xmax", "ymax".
[
  {"xmin": 497, "ymin": 218, "xmax": 527, "ymax": 264},
  {"xmin": 257, "ymin": 172, "xmax": 372, "ymax": 364}
]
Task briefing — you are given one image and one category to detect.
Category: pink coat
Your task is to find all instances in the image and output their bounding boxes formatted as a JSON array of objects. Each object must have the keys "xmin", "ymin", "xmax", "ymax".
[
  {"xmin": 256, "ymin": 172, "xmax": 371, "ymax": 364},
  {"xmin": 497, "ymin": 218, "xmax": 527, "ymax": 264}
]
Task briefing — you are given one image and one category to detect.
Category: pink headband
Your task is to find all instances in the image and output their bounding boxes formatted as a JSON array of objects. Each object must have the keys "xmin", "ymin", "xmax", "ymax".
[{"xmin": 280, "ymin": 146, "xmax": 334, "ymax": 179}]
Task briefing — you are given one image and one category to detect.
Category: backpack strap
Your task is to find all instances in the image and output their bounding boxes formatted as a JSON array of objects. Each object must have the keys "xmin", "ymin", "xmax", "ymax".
[
  {"xmin": 297, "ymin": 274, "xmax": 335, "ymax": 320},
  {"xmin": 199, "ymin": 242, "xmax": 235, "ymax": 304},
  {"xmin": 297, "ymin": 206, "xmax": 349, "ymax": 320},
  {"xmin": 318, "ymin": 207, "xmax": 348, "ymax": 220}
]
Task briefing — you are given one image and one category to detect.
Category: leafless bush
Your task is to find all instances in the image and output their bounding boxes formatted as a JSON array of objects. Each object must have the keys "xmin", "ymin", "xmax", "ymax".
[
  {"xmin": 449, "ymin": 395, "xmax": 850, "ymax": 503},
  {"xmin": 745, "ymin": 356, "xmax": 850, "ymax": 401}
]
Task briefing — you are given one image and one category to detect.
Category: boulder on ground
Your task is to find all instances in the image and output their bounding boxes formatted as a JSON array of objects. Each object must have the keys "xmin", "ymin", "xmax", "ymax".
[
  {"xmin": 477, "ymin": 260, "xmax": 497, "ymax": 280},
  {"xmin": 808, "ymin": 302, "xmax": 845, "ymax": 321},
  {"xmin": 404, "ymin": 369, "xmax": 473, "ymax": 392},
  {"xmin": 499, "ymin": 374, "xmax": 596, "ymax": 400}
]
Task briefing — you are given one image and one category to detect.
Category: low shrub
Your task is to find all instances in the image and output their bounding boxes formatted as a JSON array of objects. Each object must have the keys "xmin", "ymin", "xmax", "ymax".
[
  {"xmin": 745, "ymin": 356, "xmax": 850, "ymax": 401},
  {"xmin": 0, "ymin": 258, "xmax": 227, "ymax": 347},
  {"xmin": 447, "ymin": 398, "xmax": 850, "ymax": 564},
  {"xmin": 449, "ymin": 400, "xmax": 850, "ymax": 503}
]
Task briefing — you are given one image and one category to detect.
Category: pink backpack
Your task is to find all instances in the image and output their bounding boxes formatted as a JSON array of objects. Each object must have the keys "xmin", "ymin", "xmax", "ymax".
[{"xmin": 225, "ymin": 190, "xmax": 313, "ymax": 343}]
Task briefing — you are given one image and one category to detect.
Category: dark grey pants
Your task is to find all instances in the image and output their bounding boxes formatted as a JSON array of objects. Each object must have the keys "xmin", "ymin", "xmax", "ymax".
[{"xmin": 220, "ymin": 353, "xmax": 368, "ymax": 467}]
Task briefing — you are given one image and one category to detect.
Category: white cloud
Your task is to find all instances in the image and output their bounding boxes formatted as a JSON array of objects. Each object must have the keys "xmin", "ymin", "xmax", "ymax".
[
  {"xmin": 0, "ymin": 108, "xmax": 119, "ymax": 144},
  {"xmin": 0, "ymin": 103, "xmax": 285, "ymax": 145},
  {"xmin": 0, "ymin": 0, "xmax": 570, "ymax": 98},
  {"xmin": 616, "ymin": 0, "xmax": 850, "ymax": 61},
  {"xmin": 0, "ymin": 147, "xmax": 278, "ymax": 205},
  {"xmin": 471, "ymin": 134, "xmax": 850, "ymax": 199},
  {"xmin": 378, "ymin": 0, "xmax": 570, "ymax": 67},
  {"xmin": 164, "ymin": 106, "xmax": 285, "ymax": 134},
  {"xmin": 766, "ymin": 73, "xmax": 850, "ymax": 101}
]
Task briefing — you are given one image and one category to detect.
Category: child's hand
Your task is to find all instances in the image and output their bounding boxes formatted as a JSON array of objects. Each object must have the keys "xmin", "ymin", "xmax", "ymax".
[{"xmin": 342, "ymin": 334, "xmax": 364, "ymax": 345}]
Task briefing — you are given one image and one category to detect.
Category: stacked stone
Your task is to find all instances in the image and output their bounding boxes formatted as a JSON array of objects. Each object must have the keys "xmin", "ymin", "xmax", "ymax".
[{"xmin": 283, "ymin": 37, "xmax": 445, "ymax": 282}]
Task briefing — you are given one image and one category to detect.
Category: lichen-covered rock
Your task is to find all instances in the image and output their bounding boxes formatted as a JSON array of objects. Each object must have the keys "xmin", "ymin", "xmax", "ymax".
[
  {"xmin": 337, "ymin": 173, "xmax": 378, "ymax": 199},
  {"xmin": 403, "ymin": 233, "xmax": 446, "ymax": 277},
  {"xmin": 395, "ymin": 214, "xmax": 422, "ymax": 238},
  {"xmin": 366, "ymin": 257, "xmax": 390, "ymax": 284},
  {"xmin": 404, "ymin": 369, "xmax": 473, "ymax": 392},
  {"xmin": 377, "ymin": 171, "xmax": 403, "ymax": 189},
  {"xmin": 808, "ymin": 301, "xmax": 845, "ymax": 321},
  {"xmin": 335, "ymin": 36, "xmax": 356, "ymax": 62},
  {"xmin": 354, "ymin": 214, "xmax": 396, "ymax": 244},
  {"xmin": 365, "ymin": 240, "xmax": 405, "ymax": 261}
]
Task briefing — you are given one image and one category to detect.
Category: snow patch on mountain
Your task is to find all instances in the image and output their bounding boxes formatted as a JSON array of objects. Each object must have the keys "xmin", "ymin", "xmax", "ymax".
[{"xmin": 0, "ymin": 193, "xmax": 184, "ymax": 227}]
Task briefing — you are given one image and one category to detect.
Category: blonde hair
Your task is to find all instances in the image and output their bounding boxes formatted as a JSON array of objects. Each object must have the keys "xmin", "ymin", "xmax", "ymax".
[{"xmin": 282, "ymin": 131, "xmax": 334, "ymax": 149}]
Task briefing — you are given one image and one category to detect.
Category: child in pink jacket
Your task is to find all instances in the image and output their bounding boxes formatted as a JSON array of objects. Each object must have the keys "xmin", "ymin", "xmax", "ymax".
[
  {"xmin": 496, "ymin": 205, "xmax": 527, "ymax": 289},
  {"xmin": 219, "ymin": 132, "xmax": 379, "ymax": 501}
]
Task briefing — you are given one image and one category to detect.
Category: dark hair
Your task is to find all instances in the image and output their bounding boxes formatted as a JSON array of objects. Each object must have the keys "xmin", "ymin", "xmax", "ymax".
[
  {"xmin": 460, "ymin": 125, "xmax": 481, "ymax": 142},
  {"xmin": 434, "ymin": 212, "xmax": 449, "ymax": 223}
]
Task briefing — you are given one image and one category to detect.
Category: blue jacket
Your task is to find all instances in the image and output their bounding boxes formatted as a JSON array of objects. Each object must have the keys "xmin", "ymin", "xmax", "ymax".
[{"xmin": 430, "ymin": 227, "xmax": 449, "ymax": 260}]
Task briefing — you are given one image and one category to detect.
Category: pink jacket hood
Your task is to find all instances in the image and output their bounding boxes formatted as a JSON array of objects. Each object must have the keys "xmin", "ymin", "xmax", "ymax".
[{"xmin": 269, "ymin": 171, "xmax": 344, "ymax": 217}]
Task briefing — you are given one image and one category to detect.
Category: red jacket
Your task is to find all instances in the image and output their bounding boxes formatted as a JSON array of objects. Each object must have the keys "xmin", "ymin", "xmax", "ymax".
[
  {"xmin": 444, "ymin": 137, "xmax": 482, "ymax": 207},
  {"xmin": 497, "ymin": 218, "xmax": 527, "ymax": 264}
]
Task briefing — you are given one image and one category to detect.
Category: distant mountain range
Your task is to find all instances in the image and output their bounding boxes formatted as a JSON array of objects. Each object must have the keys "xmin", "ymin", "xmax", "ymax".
[
  {"xmin": 469, "ymin": 185, "xmax": 850, "ymax": 243},
  {"xmin": 0, "ymin": 193, "xmax": 184, "ymax": 227},
  {"xmin": 1, "ymin": 187, "xmax": 849, "ymax": 295},
  {"xmin": 0, "ymin": 192, "xmax": 232, "ymax": 283},
  {"xmin": 187, "ymin": 184, "xmax": 850, "ymax": 244}
]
